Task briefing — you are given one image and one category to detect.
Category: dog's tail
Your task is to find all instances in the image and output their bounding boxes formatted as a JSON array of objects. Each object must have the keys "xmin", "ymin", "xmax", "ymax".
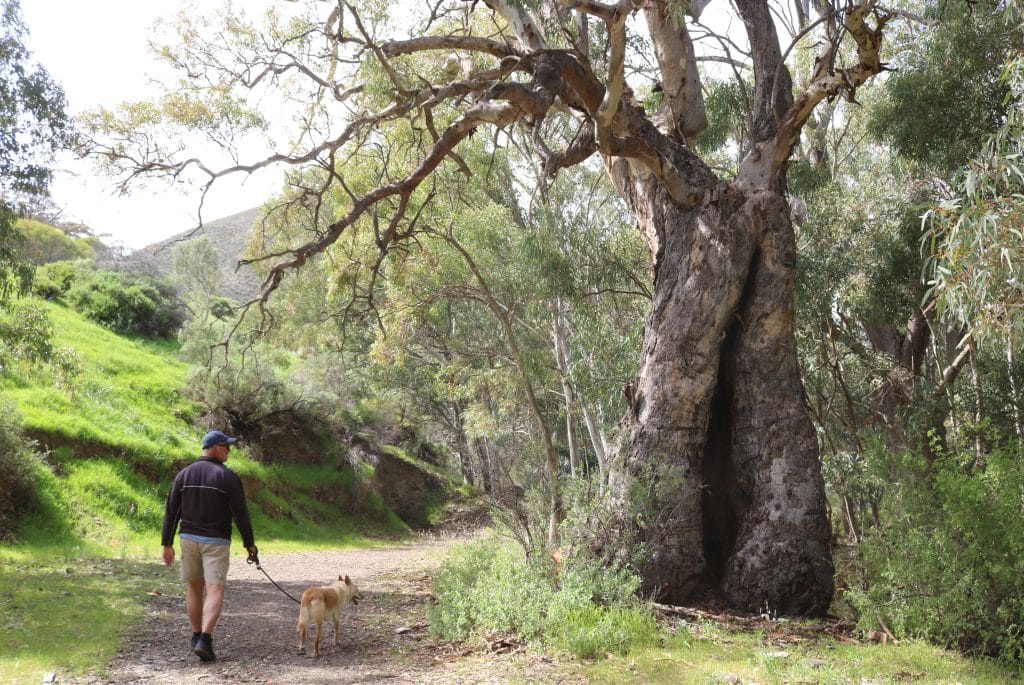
[
  {"xmin": 297, "ymin": 599, "xmax": 321, "ymax": 630},
  {"xmin": 308, "ymin": 597, "xmax": 325, "ymax": 624}
]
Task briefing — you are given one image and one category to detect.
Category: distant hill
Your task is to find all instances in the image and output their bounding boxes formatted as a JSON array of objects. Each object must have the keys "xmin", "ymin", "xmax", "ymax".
[{"xmin": 129, "ymin": 207, "xmax": 264, "ymax": 303}]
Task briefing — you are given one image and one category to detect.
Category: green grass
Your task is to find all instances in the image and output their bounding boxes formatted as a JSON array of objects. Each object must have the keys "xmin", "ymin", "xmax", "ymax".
[
  {"xmin": 2, "ymin": 300, "xmax": 196, "ymax": 466},
  {"xmin": 1, "ymin": 299, "xmax": 411, "ymax": 552},
  {"xmin": 381, "ymin": 444, "xmax": 453, "ymax": 483},
  {"xmin": 580, "ymin": 619, "xmax": 1021, "ymax": 684},
  {"xmin": 0, "ymin": 556, "xmax": 180, "ymax": 685}
]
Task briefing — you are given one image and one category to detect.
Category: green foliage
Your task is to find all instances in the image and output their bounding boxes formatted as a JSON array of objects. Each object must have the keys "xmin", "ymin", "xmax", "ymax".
[
  {"xmin": 848, "ymin": 441, "xmax": 1024, "ymax": 663},
  {"xmin": 208, "ymin": 295, "xmax": 235, "ymax": 320},
  {"xmin": 172, "ymin": 236, "xmax": 221, "ymax": 315},
  {"xmin": 923, "ymin": 35, "xmax": 1024, "ymax": 346},
  {"xmin": 869, "ymin": 3, "xmax": 1015, "ymax": 174},
  {"xmin": 65, "ymin": 268, "xmax": 184, "ymax": 337},
  {"xmin": 13, "ymin": 218, "xmax": 95, "ymax": 265},
  {"xmin": 0, "ymin": 300, "xmax": 82, "ymax": 391},
  {"xmin": 178, "ymin": 315, "xmax": 302, "ymax": 442},
  {"xmin": 31, "ymin": 258, "xmax": 89, "ymax": 299},
  {"xmin": 427, "ymin": 535, "xmax": 655, "ymax": 659},
  {"xmin": 695, "ymin": 78, "xmax": 748, "ymax": 158}
]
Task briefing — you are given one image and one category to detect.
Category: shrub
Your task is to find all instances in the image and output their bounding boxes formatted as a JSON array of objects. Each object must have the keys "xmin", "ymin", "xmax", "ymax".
[
  {"xmin": 31, "ymin": 258, "xmax": 90, "ymax": 299},
  {"xmin": 848, "ymin": 442, "xmax": 1024, "ymax": 663},
  {"xmin": 66, "ymin": 269, "xmax": 184, "ymax": 336},
  {"xmin": 426, "ymin": 535, "xmax": 658, "ymax": 659},
  {"xmin": 0, "ymin": 402, "xmax": 43, "ymax": 541},
  {"xmin": 178, "ymin": 316, "xmax": 307, "ymax": 451},
  {"xmin": 0, "ymin": 300, "xmax": 82, "ymax": 390}
]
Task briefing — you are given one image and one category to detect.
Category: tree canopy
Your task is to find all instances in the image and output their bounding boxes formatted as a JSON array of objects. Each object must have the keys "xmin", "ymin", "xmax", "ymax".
[{"xmin": 0, "ymin": 0, "xmax": 72, "ymax": 304}]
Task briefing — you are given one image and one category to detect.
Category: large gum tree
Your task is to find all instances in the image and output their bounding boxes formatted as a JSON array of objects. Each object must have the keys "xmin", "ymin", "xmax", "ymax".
[{"xmin": 86, "ymin": 0, "xmax": 901, "ymax": 614}]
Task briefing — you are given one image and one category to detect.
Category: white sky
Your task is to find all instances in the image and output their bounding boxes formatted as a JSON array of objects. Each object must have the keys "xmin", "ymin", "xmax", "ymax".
[{"xmin": 21, "ymin": 1, "xmax": 278, "ymax": 250}]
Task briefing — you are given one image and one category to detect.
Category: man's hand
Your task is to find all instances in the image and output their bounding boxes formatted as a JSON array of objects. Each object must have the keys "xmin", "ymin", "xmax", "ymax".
[{"xmin": 162, "ymin": 546, "xmax": 175, "ymax": 566}]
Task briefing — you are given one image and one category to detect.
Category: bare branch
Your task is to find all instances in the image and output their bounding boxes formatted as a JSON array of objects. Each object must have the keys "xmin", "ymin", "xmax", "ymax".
[
  {"xmin": 241, "ymin": 97, "xmax": 524, "ymax": 306},
  {"xmin": 382, "ymin": 35, "xmax": 518, "ymax": 60},
  {"xmin": 479, "ymin": 0, "xmax": 550, "ymax": 51}
]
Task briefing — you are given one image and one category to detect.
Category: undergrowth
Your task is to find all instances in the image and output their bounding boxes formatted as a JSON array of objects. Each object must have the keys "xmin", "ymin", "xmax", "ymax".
[{"xmin": 427, "ymin": 534, "xmax": 659, "ymax": 660}]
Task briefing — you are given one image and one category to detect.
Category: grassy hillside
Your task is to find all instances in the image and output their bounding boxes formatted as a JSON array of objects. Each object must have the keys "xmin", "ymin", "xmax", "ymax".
[{"xmin": 0, "ymin": 299, "xmax": 409, "ymax": 559}]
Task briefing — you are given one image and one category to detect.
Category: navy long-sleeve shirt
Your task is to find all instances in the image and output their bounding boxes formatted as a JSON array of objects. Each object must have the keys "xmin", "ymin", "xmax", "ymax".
[{"xmin": 161, "ymin": 457, "xmax": 255, "ymax": 548}]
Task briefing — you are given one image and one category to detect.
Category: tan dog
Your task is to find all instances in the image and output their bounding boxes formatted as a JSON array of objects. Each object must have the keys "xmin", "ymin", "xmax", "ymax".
[{"xmin": 296, "ymin": 574, "xmax": 363, "ymax": 657}]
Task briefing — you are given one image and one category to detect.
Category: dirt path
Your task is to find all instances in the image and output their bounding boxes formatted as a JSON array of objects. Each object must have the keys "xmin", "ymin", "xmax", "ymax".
[{"xmin": 67, "ymin": 535, "xmax": 583, "ymax": 685}]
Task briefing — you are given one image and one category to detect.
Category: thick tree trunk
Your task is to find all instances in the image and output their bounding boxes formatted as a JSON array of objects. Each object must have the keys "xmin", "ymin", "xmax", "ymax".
[
  {"xmin": 720, "ymin": 194, "xmax": 833, "ymax": 615},
  {"xmin": 609, "ymin": 180, "xmax": 833, "ymax": 615}
]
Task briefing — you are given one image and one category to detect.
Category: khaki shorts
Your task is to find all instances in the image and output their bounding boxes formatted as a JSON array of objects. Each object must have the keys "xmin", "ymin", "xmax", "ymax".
[{"xmin": 180, "ymin": 538, "xmax": 231, "ymax": 584}]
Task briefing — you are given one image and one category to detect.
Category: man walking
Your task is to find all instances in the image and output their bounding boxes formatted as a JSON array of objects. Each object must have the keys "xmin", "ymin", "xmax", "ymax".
[{"xmin": 161, "ymin": 430, "xmax": 258, "ymax": 662}]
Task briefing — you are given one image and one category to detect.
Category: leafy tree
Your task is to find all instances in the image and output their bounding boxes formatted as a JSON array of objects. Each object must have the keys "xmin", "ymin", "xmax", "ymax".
[
  {"xmin": 925, "ymin": 29, "xmax": 1024, "ymax": 347},
  {"xmin": 13, "ymin": 217, "xmax": 96, "ymax": 264},
  {"xmin": 869, "ymin": 1, "xmax": 1015, "ymax": 175},
  {"xmin": 172, "ymin": 236, "xmax": 223, "ymax": 319},
  {"xmin": 83, "ymin": 0, "xmax": 931, "ymax": 613},
  {"xmin": 0, "ymin": 0, "xmax": 72, "ymax": 304}
]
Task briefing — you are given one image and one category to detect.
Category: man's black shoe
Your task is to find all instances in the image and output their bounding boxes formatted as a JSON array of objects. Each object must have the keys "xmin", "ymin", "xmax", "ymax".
[
  {"xmin": 190, "ymin": 632, "xmax": 201, "ymax": 650},
  {"xmin": 193, "ymin": 633, "xmax": 216, "ymax": 662}
]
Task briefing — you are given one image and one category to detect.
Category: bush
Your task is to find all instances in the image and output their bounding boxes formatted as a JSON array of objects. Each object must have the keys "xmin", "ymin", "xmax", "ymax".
[
  {"xmin": 426, "ymin": 535, "xmax": 658, "ymax": 659},
  {"xmin": 0, "ymin": 402, "xmax": 43, "ymax": 541},
  {"xmin": 848, "ymin": 442, "xmax": 1024, "ymax": 663},
  {"xmin": 66, "ymin": 269, "xmax": 184, "ymax": 336},
  {"xmin": 0, "ymin": 301, "xmax": 82, "ymax": 391},
  {"xmin": 31, "ymin": 258, "xmax": 90, "ymax": 299},
  {"xmin": 178, "ymin": 316, "xmax": 308, "ymax": 451}
]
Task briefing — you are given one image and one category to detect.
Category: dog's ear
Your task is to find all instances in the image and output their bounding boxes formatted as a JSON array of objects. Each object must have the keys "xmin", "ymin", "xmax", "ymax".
[
  {"xmin": 344, "ymin": 575, "xmax": 351, "ymax": 585},
  {"xmin": 338, "ymin": 575, "xmax": 343, "ymax": 581}
]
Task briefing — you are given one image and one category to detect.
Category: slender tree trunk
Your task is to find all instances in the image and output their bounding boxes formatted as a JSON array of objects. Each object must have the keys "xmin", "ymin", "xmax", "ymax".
[
  {"xmin": 553, "ymin": 300, "xmax": 581, "ymax": 478},
  {"xmin": 580, "ymin": 397, "xmax": 608, "ymax": 485},
  {"xmin": 451, "ymin": 401, "xmax": 476, "ymax": 486},
  {"xmin": 969, "ymin": 346, "xmax": 986, "ymax": 468},
  {"xmin": 609, "ymin": 182, "xmax": 832, "ymax": 614},
  {"xmin": 1009, "ymin": 334, "xmax": 1022, "ymax": 445}
]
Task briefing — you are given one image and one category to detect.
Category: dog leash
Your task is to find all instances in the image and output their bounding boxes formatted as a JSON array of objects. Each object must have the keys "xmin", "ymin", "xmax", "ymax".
[{"xmin": 247, "ymin": 551, "xmax": 302, "ymax": 604}]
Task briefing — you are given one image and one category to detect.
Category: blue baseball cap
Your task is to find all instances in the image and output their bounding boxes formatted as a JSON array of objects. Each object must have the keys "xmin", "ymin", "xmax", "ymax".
[{"xmin": 202, "ymin": 430, "xmax": 238, "ymax": 449}]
